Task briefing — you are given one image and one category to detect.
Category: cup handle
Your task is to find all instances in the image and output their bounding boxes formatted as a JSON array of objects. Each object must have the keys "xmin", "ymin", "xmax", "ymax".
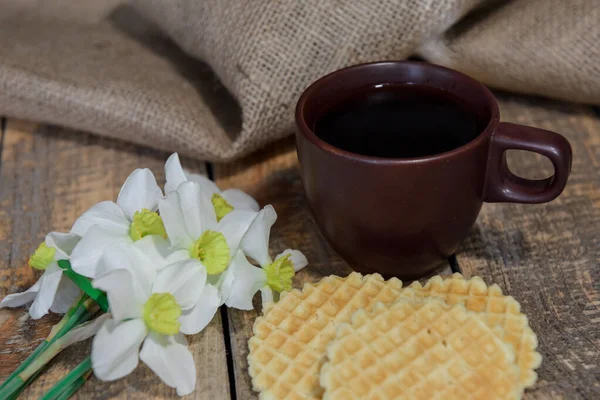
[{"xmin": 483, "ymin": 122, "xmax": 572, "ymax": 203}]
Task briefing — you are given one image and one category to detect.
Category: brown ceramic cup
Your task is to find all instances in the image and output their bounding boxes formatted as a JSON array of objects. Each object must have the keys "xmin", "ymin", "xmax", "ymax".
[{"xmin": 295, "ymin": 61, "xmax": 572, "ymax": 280}]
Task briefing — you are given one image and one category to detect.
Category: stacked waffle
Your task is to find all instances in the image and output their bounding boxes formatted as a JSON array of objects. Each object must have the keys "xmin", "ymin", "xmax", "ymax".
[{"xmin": 248, "ymin": 273, "xmax": 541, "ymax": 400}]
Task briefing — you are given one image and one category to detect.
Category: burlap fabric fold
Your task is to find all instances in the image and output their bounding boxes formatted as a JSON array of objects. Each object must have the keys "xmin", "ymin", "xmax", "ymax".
[{"xmin": 0, "ymin": 0, "xmax": 597, "ymax": 161}]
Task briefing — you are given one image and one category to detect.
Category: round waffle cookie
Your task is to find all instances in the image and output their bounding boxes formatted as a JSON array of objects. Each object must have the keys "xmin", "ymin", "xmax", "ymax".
[
  {"xmin": 402, "ymin": 273, "xmax": 542, "ymax": 387},
  {"xmin": 320, "ymin": 299, "xmax": 523, "ymax": 400},
  {"xmin": 248, "ymin": 273, "xmax": 405, "ymax": 399}
]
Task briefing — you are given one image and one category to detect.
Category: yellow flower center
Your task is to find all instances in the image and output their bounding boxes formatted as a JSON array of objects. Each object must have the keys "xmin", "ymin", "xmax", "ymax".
[
  {"xmin": 29, "ymin": 242, "xmax": 56, "ymax": 270},
  {"xmin": 265, "ymin": 254, "xmax": 295, "ymax": 292},
  {"xmin": 130, "ymin": 208, "xmax": 167, "ymax": 241},
  {"xmin": 142, "ymin": 293, "xmax": 181, "ymax": 335},
  {"xmin": 190, "ymin": 230, "xmax": 230, "ymax": 275},
  {"xmin": 211, "ymin": 193, "xmax": 234, "ymax": 222}
]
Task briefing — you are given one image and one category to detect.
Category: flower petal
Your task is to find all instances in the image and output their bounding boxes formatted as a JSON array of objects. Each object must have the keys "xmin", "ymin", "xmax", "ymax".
[
  {"xmin": 179, "ymin": 284, "xmax": 220, "ymax": 335},
  {"xmin": 177, "ymin": 181, "xmax": 217, "ymax": 237},
  {"xmin": 0, "ymin": 278, "xmax": 42, "ymax": 309},
  {"xmin": 70, "ymin": 201, "xmax": 130, "ymax": 237},
  {"xmin": 166, "ymin": 249, "xmax": 192, "ymax": 264},
  {"xmin": 276, "ymin": 249, "xmax": 309, "ymax": 272},
  {"xmin": 92, "ymin": 318, "xmax": 147, "ymax": 381},
  {"xmin": 240, "ymin": 205, "xmax": 277, "ymax": 267},
  {"xmin": 158, "ymin": 192, "xmax": 193, "ymax": 250},
  {"xmin": 187, "ymin": 173, "xmax": 220, "ymax": 197},
  {"xmin": 95, "ymin": 243, "xmax": 155, "ymax": 302},
  {"xmin": 93, "ymin": 269, "xmax": 145, "ymax": 321},
  {"xmin": 70, "ymin": 226, "xmax": 131, "ymax": 278},
  {"xmin": 29, "ymin": 264, "xmax": 63, "ymax": 319},
  {"xmin": 46, "ymin": 232, "xmax": 80, "ymax": 259},
  {"xmin": 117, "ymin": 168, "xmax": 163, "ymax": 220},
  {"xmin": 260, "ymin": 286, "xmax": 274, "ymax": 310},
  {"xmin": 221, "ymin": 189, "xmax": 259, "ymax": 212},
  {"xmin": 50, "ymin": 277, "xmax": 81, "ymax": 314},
  {"xmin": 133, "ymin": 235, "xmax": 174, "ymax": 271},
  {"xmin": 139, "ymin": 332, "xmax": 196, "ymax": 396},
  {"xmin": 215, "ymin": 267, "xmax": 235, "ymax": 306},
  {"xmin": 217, "ymin": 209, "xmax": 258, "ymax": 255},
  {"xmin": 164, "ymin": 153, "xmax": 188, "ymax": 194},
  {"xmin": 224, "ymin": 251, "xmax": 266, "ymax": 311},
  {"xmin": 152, "ymin": 259, "xmax": 206, "ymax": 310}
]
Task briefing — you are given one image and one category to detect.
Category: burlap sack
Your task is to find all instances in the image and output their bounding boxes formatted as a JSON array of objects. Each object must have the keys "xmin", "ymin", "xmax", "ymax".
[
  {"xmin": 420, "ymin": 0, "xmax": 600, "ymax": 105},
  {"xmin": 0, "ymin": 0, "xmax": 597, "ymax": 161}
]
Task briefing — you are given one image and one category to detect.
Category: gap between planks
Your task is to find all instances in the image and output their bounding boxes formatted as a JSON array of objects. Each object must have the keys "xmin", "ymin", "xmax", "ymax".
[
  {"xmin": 205, "ymin": 160, "xmax": 239, "ymax": 400},
  {"xmin": 448, "ymin": 254, "xmax": 461, "ymax": 274}
]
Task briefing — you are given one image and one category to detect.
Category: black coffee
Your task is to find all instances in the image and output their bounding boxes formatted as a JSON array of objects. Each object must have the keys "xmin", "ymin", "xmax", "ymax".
[{"xmin": 314, "ymin": 85, "xmax": 482, "ymax": 158}]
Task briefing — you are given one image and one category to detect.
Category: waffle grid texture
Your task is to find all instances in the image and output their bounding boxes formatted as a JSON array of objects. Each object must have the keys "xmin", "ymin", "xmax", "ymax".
[
  {"xmin": 320, "ymin": 299, "xmax": 522, "ymax": 400},
  {"xmin": 248, "ymin": 272, "xmax": 541, "ymax": 399},
  {"xmin": 402, "ymin": 274, "xmax": 542, "ymax": 386},
  {"xmin": 249, "ymin": 273, "xmax": 404, "ymax": 399}
]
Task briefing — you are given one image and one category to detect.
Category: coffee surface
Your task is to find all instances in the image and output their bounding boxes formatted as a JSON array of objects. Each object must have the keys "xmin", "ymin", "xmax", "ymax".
[{"xmin": 314, "ymin": 85, "xmax": 482, "ymax": 158}]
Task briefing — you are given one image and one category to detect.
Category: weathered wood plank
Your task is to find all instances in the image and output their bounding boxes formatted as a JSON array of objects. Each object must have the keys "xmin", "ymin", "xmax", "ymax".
[
  {"xmin": 456, "ymin": 95, "xmax": 600, "ymax": 399},
  {"xmin": 213, "ymin": 138, "xmax": 452, "ymax": 399},
  {"xmin": 0, "ymin": 120, "xmax": 230, "ymax": 399}
]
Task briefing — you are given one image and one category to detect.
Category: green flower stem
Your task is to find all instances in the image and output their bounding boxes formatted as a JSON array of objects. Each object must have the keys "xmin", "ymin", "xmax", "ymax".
[
  {"xmin": 0, "ymin": 339, "xmax": 47, "ymax": 391},
  {"xmin": 0, "ymin": 294, "xmax": 88, "ymax": 391},
  {"xmin": 0, "ymin": 296, "xmax": 97, "ymax": 399},
  {"xmin": 0, "ymin": 377, "xmax": 23, "ymax": 400},
  {"xmin": 57, "ymin": 260, "xmax": 109, "ymax": 312},
  {"xmin": 7, "ymin": 367, "xmax": 45, "ymax": 400},
  {"xmin": 0, "ymin": 333, "xmax": 87, "ymax": 399},
  {"xmin": 49, "ymin": 297, "xmax": 98, "ymax": 343},
  {"xmin": 39, "ymin": 357, "xmax": 92, "ymax": 400},
  {"xmin": 55, "ymin": 370, "xmax": 92, "ymax": 400},
  {"xmin": 15, "ymin": 335, "xmax": 74, "ymax": 385},
  {"xmin": 0, "ymin": 261, "xmax": 107, "ymax": 399},
  {"xmin": 17, "ymin": 304, "xmax": 96, "ymax": 383}
]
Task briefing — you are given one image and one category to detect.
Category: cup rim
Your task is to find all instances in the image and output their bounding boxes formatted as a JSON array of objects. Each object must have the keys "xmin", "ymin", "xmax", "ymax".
[{"xmin": 295, "ymin": 60, "xmax": 500, "ymax": 164}]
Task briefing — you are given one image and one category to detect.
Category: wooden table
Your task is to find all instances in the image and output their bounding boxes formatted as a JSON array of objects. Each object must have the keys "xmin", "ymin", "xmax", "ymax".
[{"xmin": 0, "ymin": 92, "xmax": 598, "ymax": 399}]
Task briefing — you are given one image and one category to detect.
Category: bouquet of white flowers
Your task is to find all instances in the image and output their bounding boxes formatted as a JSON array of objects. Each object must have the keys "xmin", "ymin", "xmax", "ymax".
[{"xmin": 0, "ymin": 153, "xmax": 307, "ymax": 398}]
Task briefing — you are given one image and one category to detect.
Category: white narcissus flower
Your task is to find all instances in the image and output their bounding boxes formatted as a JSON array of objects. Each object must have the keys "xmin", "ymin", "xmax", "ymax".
[
  {"xmin": 225, "ymin": 206, "xmax": 308, "ymax": 310},
  {"xmin": 69, "ymin": 168, "xmax": 166, "ymax": 278},
  {"xmin": 91, "ymin": 243, "xmax": 219, "ymax": 396},
  {"xmin": 158, "ymin": 181, "xmax": 258, "ymax": 304},
  {"xmin": 164, "ymin": 153, "xmax": 259, "ymax": 220},
  {"xmin": 0, "ymin": 232, "xmax": 81, "ymax": 319}
]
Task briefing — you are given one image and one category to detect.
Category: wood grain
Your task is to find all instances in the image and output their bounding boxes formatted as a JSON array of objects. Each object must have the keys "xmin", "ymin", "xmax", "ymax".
[
  {"xmin": 0, "ymin": 119, "xmax": 230, "ymax": 399},
  {"xmin": 2, "ymin": 91, "xmax": 598, "ymax": 400},
  {"xmin": 213, "ymin": 138, "xmax": 452, "ymax": 399},
  {"xmin": 456, "ymin": 95, "xmax": 600, "ymax": 399}
]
